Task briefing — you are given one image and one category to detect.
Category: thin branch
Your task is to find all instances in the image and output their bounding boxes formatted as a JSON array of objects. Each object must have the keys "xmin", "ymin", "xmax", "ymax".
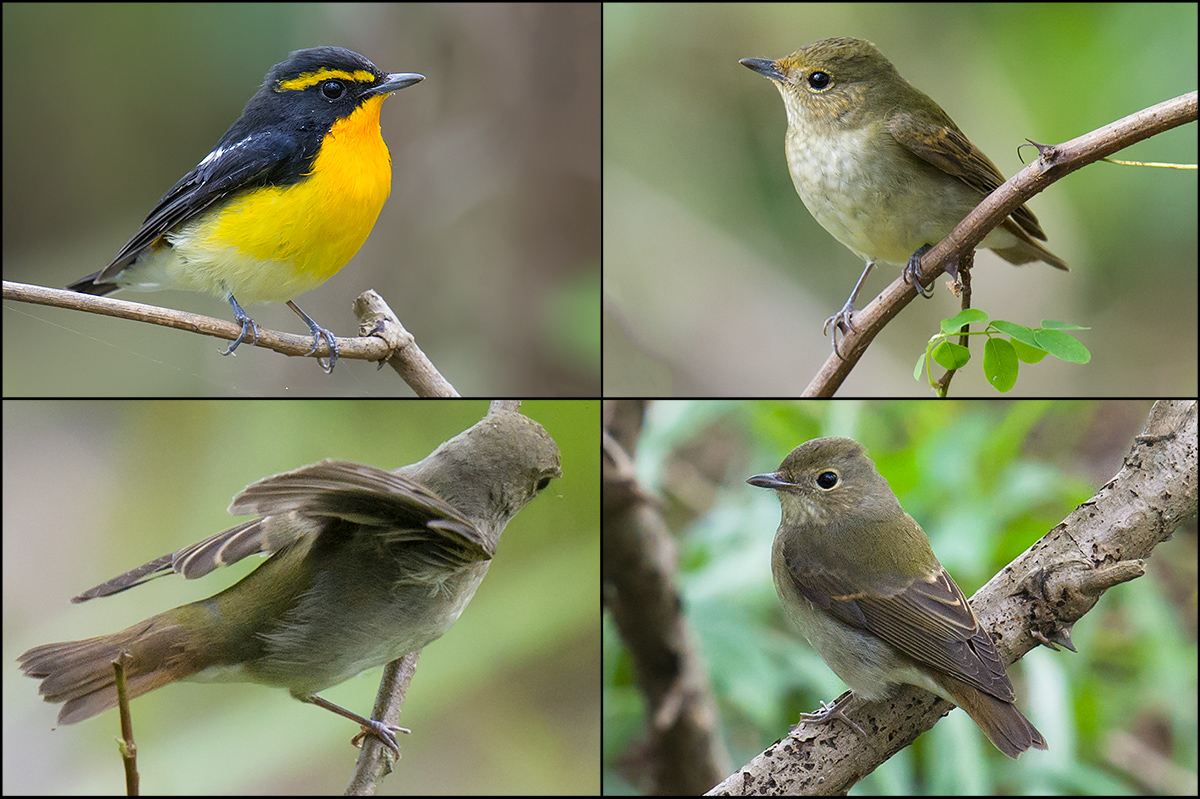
[
  {"xmin": 803, "ymin": 91, "xmax": 1198, "ymax": 396},
  {"xmin": 3, "ymin": 281, "xmax": 458, "ymax": 396},
  {"xmin": 353, "ymin": 290, "xmax": 459, "ymax": 396},
  {"xmin": 932, "ymin": 251, "xmax": 974, "ymax": 396},
  {"xmin": 346, "ymin": 652, "xmax": 422, "ymax": 794}
]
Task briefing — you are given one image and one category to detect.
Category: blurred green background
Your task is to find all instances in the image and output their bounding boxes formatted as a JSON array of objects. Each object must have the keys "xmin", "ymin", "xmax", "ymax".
[
  {"xmin": 603, "ymin": 3, "xmax": 1198, "ymax": 396},
  {"xmin": 5, "ymin": 400, "xmax": 599, "ymax": 794},
  {"xmin": 3, "ymin": 3, "xmax": 600, "ymax": 396},
  {"xmin": 604, "ymin": 400, "xmax": 1197, "ymax": 794}
]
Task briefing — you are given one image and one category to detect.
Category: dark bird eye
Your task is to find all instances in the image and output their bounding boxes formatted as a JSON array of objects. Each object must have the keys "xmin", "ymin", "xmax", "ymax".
[
  {"xmin": 807, "ymin": 71, "xmax": 831, "ymax": 90},
  {"xmin": 816, "ymin": 470, "xmax": 838, "ymax": 490},
  {"xmin": 320, "ymin": 80, "xmax": 346, "ymax": 100}
]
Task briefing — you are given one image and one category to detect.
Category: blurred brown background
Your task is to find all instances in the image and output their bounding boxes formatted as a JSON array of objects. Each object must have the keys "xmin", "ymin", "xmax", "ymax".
[{"xmin": 3, "ymin": 3, "xmax": 600, "ymax": 395}]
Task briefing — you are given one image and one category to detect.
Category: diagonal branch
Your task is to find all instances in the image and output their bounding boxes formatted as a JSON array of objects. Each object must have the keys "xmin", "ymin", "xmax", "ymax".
[{"xmin": 804, "ymin": 91, "xmax": 1198, "ymax": 397}]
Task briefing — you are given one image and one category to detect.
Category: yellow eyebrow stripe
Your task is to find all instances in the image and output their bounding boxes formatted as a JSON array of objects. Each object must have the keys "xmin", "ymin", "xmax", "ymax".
[{"xmin": 277, "ymin": 68, "xmax": 376, "ymax": 92}]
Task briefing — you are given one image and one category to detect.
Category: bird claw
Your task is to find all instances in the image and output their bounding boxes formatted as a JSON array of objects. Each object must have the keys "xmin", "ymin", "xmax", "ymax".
[{"xmin": 350, "ymin": 718, "xmax": 411, "ymax": 757}]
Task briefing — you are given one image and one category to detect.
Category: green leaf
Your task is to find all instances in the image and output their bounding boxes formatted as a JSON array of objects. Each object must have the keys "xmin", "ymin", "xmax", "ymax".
[
  {"xmin": 991, "ymin": 319, "xmax": 1038, "ymax": 348},
  {"xmin": 1034, "ymin": 329, "xmax": 1092, "ymax": 363},
  {"xmin": 940, "ymin": 308, "xmax": 989, "ymax": 335},
  {"xmin": 932, "ymin": 341, "xmax": 971, "ymax": 370},
  {"xmin": 1010, "ymin": 338, "xmax": 1048, "ymax": 364},
  {"xmin": 983, "ymin": 338, "xmax": 1019, "ymax": 391}
]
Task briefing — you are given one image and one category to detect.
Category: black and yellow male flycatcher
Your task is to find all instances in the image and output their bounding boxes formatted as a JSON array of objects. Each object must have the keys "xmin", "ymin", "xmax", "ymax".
[{"xmin": 68, "ymin": 47, "xmax": 424, "ymax": 372}]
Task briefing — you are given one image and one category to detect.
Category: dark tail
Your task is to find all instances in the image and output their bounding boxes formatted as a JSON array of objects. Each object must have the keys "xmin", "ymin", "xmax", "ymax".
[{"xmin": 66, "ymin": 271, "xmax": 120, "ymax": 296}]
